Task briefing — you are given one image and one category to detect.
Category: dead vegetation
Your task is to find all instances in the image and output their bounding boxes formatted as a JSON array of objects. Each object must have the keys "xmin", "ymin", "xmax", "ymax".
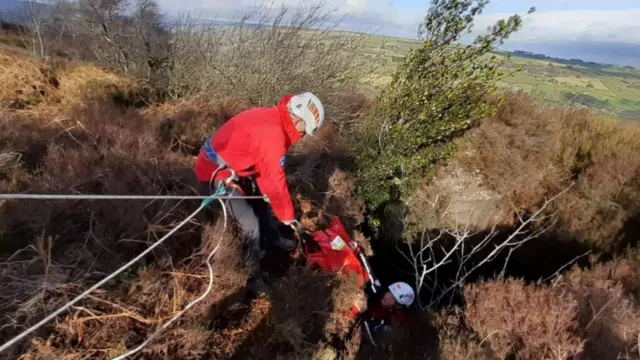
[
  {"xmin": 0, "ymin": 52, "xmax": 135, "ymax": 116},
  {"xmin": 459, "ymin": 92, "xmax": 640, "ymax": 252},
  {"xmin": 457, "ymin": 256, "xmax": 640, "ymax": 360},
  {"xmin": 375, "ymin": 92, "xmax": 640, "ymax": 359},
  {"xmin": 465, "ymin": 279, "xmax": 584, "ymax": 359},
  {"xmin": 3, "ymin": 60, "xmax": 639, "ymax": 360},
  {"xmin": 165, "ymin": 4, "xmax": 371, "ymax": 105}
]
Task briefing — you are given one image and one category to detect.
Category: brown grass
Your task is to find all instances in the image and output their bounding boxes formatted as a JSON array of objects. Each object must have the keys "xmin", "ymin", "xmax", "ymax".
[
  {"xmin": 323, "ymin": 273, "xmax": 363, "ymax": 341},
  {"xmin": 144, "ymin": 97, "xmax": 250, "ymax": 155},
  {"xmin": 0, "ymin": 53, "xmax": 134, "ymax": 117},
  {"xmin": 15, "ymin": 218, "xmax": 250, "ymax": 359},
  {"xmin": 5, "ymin": 35, "xmax": 640, "ymax": 360},
  {"xmin": 0, "ymin": 102, "xmax": 202, "ymax": 358}
]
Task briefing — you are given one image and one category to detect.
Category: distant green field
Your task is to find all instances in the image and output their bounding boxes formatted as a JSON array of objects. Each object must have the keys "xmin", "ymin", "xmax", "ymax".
[{"xmin": 356, "ymin": 34, "xmax": 640, "ymax": 120}]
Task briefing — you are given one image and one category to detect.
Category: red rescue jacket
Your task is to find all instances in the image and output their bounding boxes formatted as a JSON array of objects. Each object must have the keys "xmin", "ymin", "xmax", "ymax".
[
  {"xmin": 195, "ymin": 95, "xmax": 301, "ymax": 222},
  {"xmin": 306, "ymin": 216, "xmax": 368, "ymax": 288}
]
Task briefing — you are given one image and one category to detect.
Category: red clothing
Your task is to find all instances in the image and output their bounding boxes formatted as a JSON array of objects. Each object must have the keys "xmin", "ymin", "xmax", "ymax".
[
  {"xmin": 366, "ymin": 302, "xmax": 408, "ymax": 325},
  {"xmin": 306, "ymin": 217, "xmax": 408, "ymax": 326},
  {"xmin": 195, "ymin": 95, "xmax": 301, "ymax": 222},
  {"xmin": 305, "ymin": 217, "xmax": 369, "ymax": 320},
  {"xmin": 305, "ymin": 217, "xmax": 368, "ymax": 288}
]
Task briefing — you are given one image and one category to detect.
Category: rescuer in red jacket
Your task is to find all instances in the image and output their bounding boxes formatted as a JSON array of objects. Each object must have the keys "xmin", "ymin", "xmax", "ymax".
[
  {"xmin": 304, "ymin": 216, "xmax": 415, "ymax": 347},
  {"xmin": 195, "ymin": 92, "xmax": 325, "ymax": 295}
]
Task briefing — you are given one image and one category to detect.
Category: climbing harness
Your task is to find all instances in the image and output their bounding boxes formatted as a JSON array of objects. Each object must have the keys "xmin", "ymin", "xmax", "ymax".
[{"xmin": 202, "ymin": 136, "xmax": 247, "ymax": 197}]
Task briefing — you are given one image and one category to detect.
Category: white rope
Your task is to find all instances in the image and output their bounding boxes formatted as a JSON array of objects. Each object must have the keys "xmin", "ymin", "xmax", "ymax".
[
  {"xmin": 0, "ymin": 194, "xmax": 264, "ymax": 200},
  {"xmin": 111, "ymin": 197, "xmax": 228, "ymax": 359},
  {"xmin": 0, "ymin": 198, "xmax": 213, "ymax": 354}
]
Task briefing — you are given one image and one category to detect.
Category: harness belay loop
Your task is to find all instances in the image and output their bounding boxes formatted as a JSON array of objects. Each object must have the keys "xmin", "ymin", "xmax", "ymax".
[{"xmin": 202, "ymin": 136, "xmax": 244, "ymax": 196}]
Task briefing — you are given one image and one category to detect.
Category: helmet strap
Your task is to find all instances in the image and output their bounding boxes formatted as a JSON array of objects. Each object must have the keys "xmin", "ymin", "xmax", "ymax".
[{"xmin": 292, "ymin": 116, "xmax": 306, "ymax": 134}]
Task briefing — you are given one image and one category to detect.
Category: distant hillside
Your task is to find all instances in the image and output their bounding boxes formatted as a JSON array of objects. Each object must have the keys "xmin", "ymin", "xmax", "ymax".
[
  {"xmin": 356, "ymin": 33, "xmax": 640, "ymax": 120},
  {"xmin": 507, "ymin": 50, "xmax": 635, "ymax": 70},
  {"xmin": 496, "ymin": 51, "xmax": 640, "ymax": 120}
]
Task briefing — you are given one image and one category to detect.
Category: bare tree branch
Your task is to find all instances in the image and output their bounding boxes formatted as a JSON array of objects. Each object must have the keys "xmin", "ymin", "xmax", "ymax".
[{"xmin": 401, "ymin": 184, "xmax": 574, "ymax": 310}]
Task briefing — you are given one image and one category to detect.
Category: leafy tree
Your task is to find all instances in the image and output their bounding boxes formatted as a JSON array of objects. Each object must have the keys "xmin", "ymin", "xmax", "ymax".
[{"xmin": 353, "ymin": 0, "xmax": 534, "ymax": 230}]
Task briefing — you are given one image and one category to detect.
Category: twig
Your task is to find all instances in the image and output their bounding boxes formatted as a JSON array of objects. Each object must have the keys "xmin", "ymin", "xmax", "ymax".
[
  {"xmin": 467, "ymin": 330, "xmax": 501, "ymax": 359},
  {"xmin": 420, "ymin": 185, "xmax": 573, "ymax": 308},
  {"xmin": 586, "ymin": 298, "xmax": 616, "ymax": 330},
  {"xmin": 76, "ymin": 312, "xmax": 162, "ymax": 325},
  {"xmin": 86, "ymin": 295, "xmax": 139, "ymax": 315},
  {"xmin": 72, "ymin": 306, "xmax": 104, "ymax": 322},
  {"xmin": 545, "ymin": 250, "xmax": 592, "ymax": 283},
  {"xmin": 164, "ymin": 271, "xmax": 209, "ymax": 279}
]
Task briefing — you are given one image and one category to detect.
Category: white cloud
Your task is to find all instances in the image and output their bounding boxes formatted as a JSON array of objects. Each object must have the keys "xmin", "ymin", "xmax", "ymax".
[
  {"xmin": 345, "ymin": 0, "xmax": 367, "ymax": 12},
  {"xmin": 157, "ymin": 0, "xmax": 640, "ymax": 47},
  {"xmin": 157, "ymin": 0, "xmax": 424, "ymax": 37},
  {"xmin": 470, "ymin": 9, "xmax": 640, "ymax": 45},
  {"xmin": 156, "ymin": 0, "xmax": 640, "ymax": 65}
]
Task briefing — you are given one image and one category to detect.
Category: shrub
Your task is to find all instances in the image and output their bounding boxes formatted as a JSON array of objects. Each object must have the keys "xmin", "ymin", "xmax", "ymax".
[
  {"xmin": 0, "ymin": 53, "xmax": 134, "ymax": 116},
  {"xmin": 23, "ymin": 220, "xmax": 251, "ymax": 360},
  {"xmin": 561, "ymin": 258, "xmax": 640, "ymax": 359},
  {"xmin": 164, "ymin": 3, "xmax": 370, "ymax": 111},
  {"xmin": 146, "ymin": 97, "xmax": 250, "ymax": 155},
  {"xmin": 459, "ymin": 92, "xmax": 640, "ymax": 251},
  {"xmin": 462, "ymin": 258, "xmax": 640, "ymax": 360},
  {"xmin": 0, "ymin": 51, "xmax": 370, "ymax": 358},
  {"xmin": 464, "ymin": 278, "xmax": 584, "ymax": 359},
  {"xmin": 352, "ymin": 0, "xmax": 534, "ymax": 230},
  {"xmin": 433, "ymin": 308, "xmax": 493, "ymax": 360}
]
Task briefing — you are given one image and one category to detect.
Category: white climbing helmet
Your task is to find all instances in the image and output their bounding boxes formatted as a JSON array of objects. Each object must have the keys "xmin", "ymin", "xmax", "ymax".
[
  {"xmin": 288, "ymin": 92, "xmax": 325, "ymax": 136},
  {"xmin": 388, "ymin": 282, "xmax": 415, "ymax": 306}
]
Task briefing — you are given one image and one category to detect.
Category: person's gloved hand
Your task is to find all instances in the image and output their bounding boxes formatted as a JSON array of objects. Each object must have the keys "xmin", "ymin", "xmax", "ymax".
[{"xmin": 353, "ymin": 291, "xmax": 368, "ymax": 313}]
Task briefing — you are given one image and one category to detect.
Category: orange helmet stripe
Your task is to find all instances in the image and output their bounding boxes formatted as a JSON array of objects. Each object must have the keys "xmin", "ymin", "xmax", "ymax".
[{"xmin": 307, "ymin": 100, "xmax": 320, "ymax": 125}]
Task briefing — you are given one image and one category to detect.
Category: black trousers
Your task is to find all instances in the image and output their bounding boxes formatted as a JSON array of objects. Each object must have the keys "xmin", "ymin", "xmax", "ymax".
[{"xmin": 200, "ymin": 179, "xmax": 281, "ymax": 279}]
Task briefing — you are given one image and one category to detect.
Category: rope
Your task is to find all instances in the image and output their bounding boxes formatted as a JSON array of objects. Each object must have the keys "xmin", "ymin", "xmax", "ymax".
[
  {"xmin": 0, "ymin": 196, "xmax": 217, "ymax": 355},
  {"xmin": 0, "ymin": 194, "xmax": 264, "ymax": 200},
  {"xmin": 112, "ymin": 197, "xmax": 228, "ymax": 359}
]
